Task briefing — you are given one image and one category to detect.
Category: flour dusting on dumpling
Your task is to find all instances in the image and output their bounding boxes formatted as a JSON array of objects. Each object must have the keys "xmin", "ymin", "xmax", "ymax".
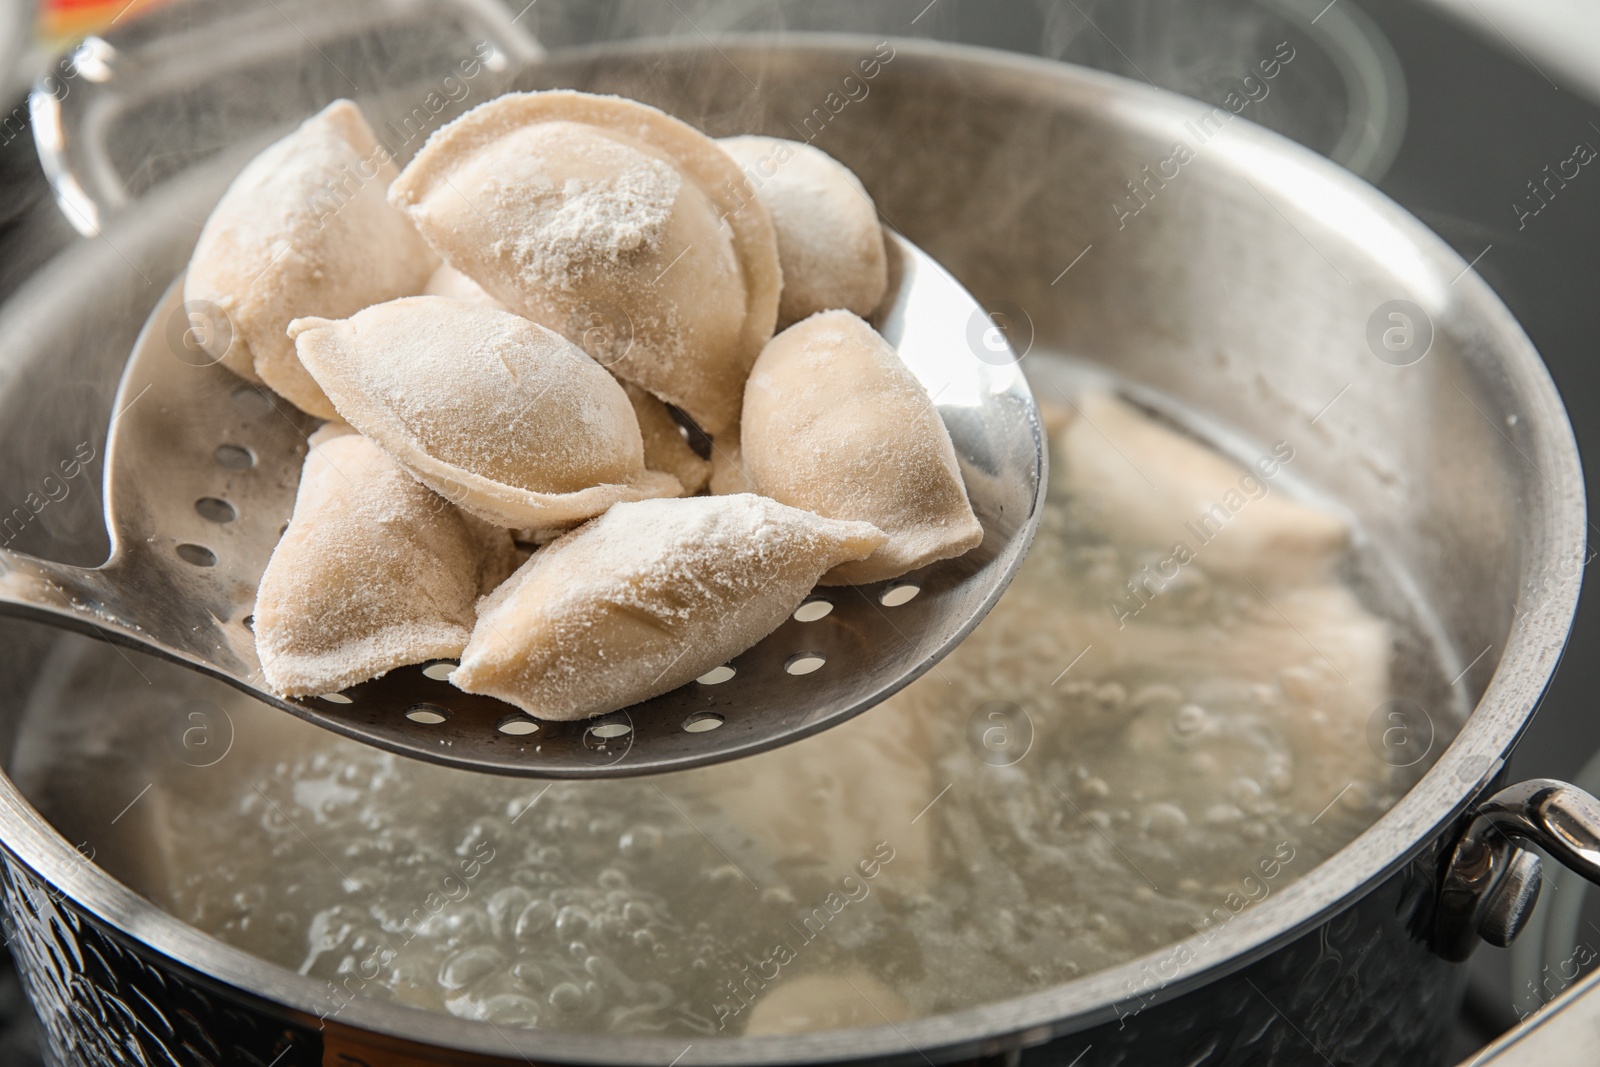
[
  {"xmin": 185, "ymin": 99, "xmax": 438, "ymax": 418},
  {"xmin": 742, "ymin": 310, "xmax": 982, "ymax": 584},
  {"xmin": 720, "ymin": 135, "xmax": 888, "ymax": 328},
  {"xmin": 451, "ymin": 495, "xmax": 885, "ymax": 720},
  {"xmin": 255, "ymin": 429, "xmax": 514, "ymax": 696},
  {"xmin": 387, "ymin": 91, "xmax": 781, "ymax": 435},
  {"xmin": 291, "ymin": 296, "xmax": 681, "ymax": 529}
]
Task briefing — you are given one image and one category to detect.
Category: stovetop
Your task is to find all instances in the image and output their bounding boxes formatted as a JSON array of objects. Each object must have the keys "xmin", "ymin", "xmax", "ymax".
[{"xmin": 0, "ymin": 1, "xmax": 1598, "ymax": 1063}]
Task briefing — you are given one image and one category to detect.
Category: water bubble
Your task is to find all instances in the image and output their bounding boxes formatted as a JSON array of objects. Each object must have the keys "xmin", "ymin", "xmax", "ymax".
[
  {"xmin": 1204, "ymin": 803, "xmax": 1243, "ymax": 825},
  {"xmin": 554, "ymin": 905, "xmax": 592, "ymax": 939},
  {"xmin": 1131, "ymin": 684, "xmax": 1184, "ymax": 714},
  {"xmin": 619, "ymin": 824, "xmax": 663, "ymax": 857},
  {"xmin": 514, "ymin": 900, "xmax": 555, "ymax": 940},
  {"xmin": 549, "ymin": 982, "xmax": 585, "ymax": 1012},
  {"xmin": 511, "ymin": 959, "xmax": 546, "ymax": 987},
  {"xmin": 440, "ymin": 946, "xmax": 504, "ymax": 991},
  {"xmin": 707, "ymin": 864, "xmax": 746, "ymax": 885},
  {"xmin": 481, "ymin": 992, "xmax": 541, "ymax": 1027},
  {"xmin": 1141, "ymin": 803, "xmax": 1188, "ymax": 836},
  {"xmin": 487, "ymin": 887, "xmax": 533, "ymax": 940},
  {"xmin": 1173, "ymin": 703, "xmax": 1208, "ymax": 735},
  {"xmin": 1229, "ymin": 778, "xmax": 1264, "ymax": 807}
]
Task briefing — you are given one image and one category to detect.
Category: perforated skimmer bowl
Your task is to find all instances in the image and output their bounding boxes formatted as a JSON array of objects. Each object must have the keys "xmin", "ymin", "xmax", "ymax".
[{"xmin": 0, "ymin": 231, "xmax": 1045, "ymax": 778}]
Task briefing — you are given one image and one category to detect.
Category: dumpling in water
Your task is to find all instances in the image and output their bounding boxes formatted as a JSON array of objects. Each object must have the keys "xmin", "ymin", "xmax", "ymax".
[
  {"xmin": 291, "ymin": 296, "xmax": 682, "ymax": 529},
  {"xmin": 255, "ymin": 427, "xmax": 515, "ymax": 697},
  {"xmin": 742, "ymin": 310, "xmax": 983, "ymax": 584},
  {"xmin": 743, "ymin": 971, "xmax": 911, "ymax": 1036},
  {"xmin": 452, "ymin": 495, "xmax": 886, "ymax": 720},
  {"xmin": 1057, "ymin": 391, "xmax": 1349, "ymax": 585},
  {"xmin": 621, "ymin": 381, "xmax": 711, "ymax": 495},
  {"xmin": 184, "ymin": 99, "xmax": 438, "ymax": 419},
  {"xmin": 720, "ymin": 136, "xmax": 888, "ymax": 328},
  {"xmin": 387, "ymin": 90, "xmax": 782, "ymax": 435},
  {"xmin": 687, "ymin": 697, "xmax": 936, "ymax": 895}
]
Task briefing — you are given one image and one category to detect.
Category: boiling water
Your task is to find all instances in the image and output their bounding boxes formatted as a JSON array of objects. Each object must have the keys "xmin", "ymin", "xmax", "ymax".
[{"xmin": 7, "ymin": 369, "xmax": 1463, "ymax": 1037}]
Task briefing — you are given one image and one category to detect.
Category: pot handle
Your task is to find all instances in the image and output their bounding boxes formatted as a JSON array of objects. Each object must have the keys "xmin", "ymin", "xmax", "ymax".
[{"xmin": 1433, "ymin": 779, "xmax": 1600, "ymax": 961}]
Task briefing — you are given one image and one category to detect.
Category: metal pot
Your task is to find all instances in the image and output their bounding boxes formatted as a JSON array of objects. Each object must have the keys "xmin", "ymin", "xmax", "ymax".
[{"xmin": 0, "ymin": 30, "xmax": 1594, "ymax": 1067}]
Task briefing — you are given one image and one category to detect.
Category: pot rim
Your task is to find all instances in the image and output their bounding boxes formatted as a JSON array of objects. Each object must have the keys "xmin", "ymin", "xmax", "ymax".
[{"xmin": 0, "ymin": 33, "xmax": 1585, "ymax": 1066}]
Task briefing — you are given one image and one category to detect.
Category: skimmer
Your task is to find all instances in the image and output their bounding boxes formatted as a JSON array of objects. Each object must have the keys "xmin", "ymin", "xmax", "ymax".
[{"xmin": 0, "ymin": 232, "xmax": 1045, "ymax": 777}]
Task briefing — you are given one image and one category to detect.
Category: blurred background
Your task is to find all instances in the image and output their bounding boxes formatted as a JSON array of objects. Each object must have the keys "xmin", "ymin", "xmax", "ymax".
[{"xmin": 0, "ymin": 0, "xmax": 1598, "ymax": 1062}]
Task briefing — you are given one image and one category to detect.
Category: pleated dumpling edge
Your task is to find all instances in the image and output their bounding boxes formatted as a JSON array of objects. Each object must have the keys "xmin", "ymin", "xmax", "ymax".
[{"xmin": 385, "ymin": 90, "xmax": 782, "ymax": 437}]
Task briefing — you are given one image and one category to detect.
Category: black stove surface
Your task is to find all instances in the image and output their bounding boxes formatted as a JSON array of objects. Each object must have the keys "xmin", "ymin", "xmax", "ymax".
[{"xmin": 1, "ymin": 1, "xmax": 1598, "ymax": 1063}]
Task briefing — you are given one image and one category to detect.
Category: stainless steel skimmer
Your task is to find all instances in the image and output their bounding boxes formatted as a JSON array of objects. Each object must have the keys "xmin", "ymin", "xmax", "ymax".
[{"xmin": 0, "ymin": 231, "xmax": 1044, "ymax": 778}]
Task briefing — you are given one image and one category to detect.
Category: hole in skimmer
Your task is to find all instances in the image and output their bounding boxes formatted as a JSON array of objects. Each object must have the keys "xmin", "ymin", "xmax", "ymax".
[
  {"xmin": 195, "ymin": 497, "xmax": 236, "ymax": 523},
  {"xmin": 176, "ymin": 543, "xmax": 216, "ymax": 567},
  {"xmin": 785, "ymin": 652, "xmax": 826, "ymax": 676}
]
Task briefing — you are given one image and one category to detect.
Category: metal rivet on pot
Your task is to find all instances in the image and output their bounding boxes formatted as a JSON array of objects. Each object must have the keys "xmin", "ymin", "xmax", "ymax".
[{"xmin": 1478, "ymin": 849, "xmax": 1542, "ymax": 949}]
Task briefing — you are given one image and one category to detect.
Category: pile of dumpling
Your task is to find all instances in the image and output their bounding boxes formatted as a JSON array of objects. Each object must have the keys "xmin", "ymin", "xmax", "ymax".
[{"xmin": 185, "ymin": 92, "xmax": 983, "ymax": 722}]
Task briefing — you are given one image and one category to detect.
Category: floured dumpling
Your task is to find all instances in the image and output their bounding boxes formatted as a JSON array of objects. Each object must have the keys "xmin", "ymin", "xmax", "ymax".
[
  {"xmin": 720, "ymin": 136, "xmax": 888, "ymax": 328},
  {"xmin": 452, "ymin": 495, "xmax": 885, "ymax": 720},
  {"xmin": 422, "ymin": 263, "xmax": 504, "ymax": 308},
  {"xmin": 185, "ymin": 100, "xmax": 438, "ymax": 419},
  {"xmin": 622, "ymin": 381, "xmax": 711, "ymax": 495},
  {"xmin": 387, "ymin": 91, "xmax": 782, "ymax": 435},
  {"xmin": 418, "ymin": 269, "xmax": 715, "ymax": 494},
  {"xmin": 691, "ymin": 697, "xmax": 935, "ymax": 894},
  {"xmin": 742, "ymin": 310, "xmax": 983, "ymax": 584},
  {"xmin": 1058, "ymin": 391, "xmax": 1349, "ymax": 585},
  {"xmin": 291, "ymin": 296, "xmax": 681, "ymax": 529},
  {"xmin": 255, "ymin": 427, "xmax": 515, "ymax": 696},
  {"xmin": 708, "ymin": 426, "xmax": 755, "ymax": 496}
]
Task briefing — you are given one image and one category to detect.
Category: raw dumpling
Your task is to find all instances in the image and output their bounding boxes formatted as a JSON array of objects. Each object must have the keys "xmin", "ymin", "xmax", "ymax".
[
  {"xmin": 291, "ymin": 296, "xmax": 682, "ymax": 529},
  {"xmin": 688, "ymin": 697, "xmax": 935, "ymax": 896},
  {"xmin": 720, "ymin": 136, "xmax": 888, "ymax": 328},
  {"xmin": 1058, "ymin": 391, "xmax": 1349, "ymax": 585},
  {"xmin": 742, "ymin": 310, "xmax": 983, "ymax": 584},
  {"xmin": 452, "ymin": 495, "xmax": 886, "ymax": 720},
  {"xmin": 422, "ymin": 262, "xmax": 505, "ymax": 308},
  {"xmin": 185, "ymin": 100, "xmax": 438, "ymax": 419},
  {"xmin": 387, "ymin": 91, "xmax": 782, "ymax": 435},
  {"xmin": 622, "ymin": 381, "xmax": 711, "ymax": 495},
  {"xmin": 708, "ymin": 426, "xmax": 755, "ymax": 496},
  {"xmin": 254, "ymin": 428, "xmax": 515, "ymax": 696}
]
